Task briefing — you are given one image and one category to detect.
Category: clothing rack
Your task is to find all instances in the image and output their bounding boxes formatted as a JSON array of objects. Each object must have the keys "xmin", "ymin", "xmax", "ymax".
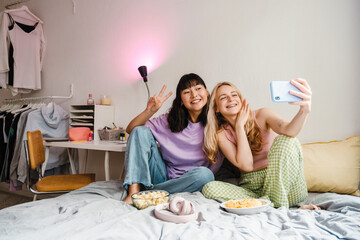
[
  {"xmin": 5, "ymin": 0, "xmax": 30, "ymax": 9},
  {"xmin": 2, "ymin": 84, "xmax": 74, "ymax": 104}
]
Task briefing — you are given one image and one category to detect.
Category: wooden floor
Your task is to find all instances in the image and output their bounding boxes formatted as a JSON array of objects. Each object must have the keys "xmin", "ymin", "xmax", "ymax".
[{"xmin": 0, "ymin": 182, "xmax": 63, "ymax": 210}]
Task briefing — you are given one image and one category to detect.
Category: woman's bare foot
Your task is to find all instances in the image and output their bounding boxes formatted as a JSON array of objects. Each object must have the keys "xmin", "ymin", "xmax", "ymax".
[
  {"xmin": 123, "ymin": 183, "xmax": 141, "ymax": 204},
  {"xmin": 299, "ymin": 204, "xmax": 321, "ymax": 210},
  {"xmin": 123, "ymin": 196, "xmax": 133, "ymax": 204}
]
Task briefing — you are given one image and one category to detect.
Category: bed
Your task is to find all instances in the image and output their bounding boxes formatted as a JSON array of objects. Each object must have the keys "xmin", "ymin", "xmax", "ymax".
[
  {"xmin": 0, "ymin": 179, "xmax": 359, "ymax": 240},
  {"xmin": 1, "ymin": 136, "xmax": 359, "ymax": 239}
]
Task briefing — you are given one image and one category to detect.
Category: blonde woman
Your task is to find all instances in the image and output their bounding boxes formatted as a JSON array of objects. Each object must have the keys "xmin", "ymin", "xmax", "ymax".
[{"xmin": 202, "ymin": 80, "xmax": 319, "ymax": 209}]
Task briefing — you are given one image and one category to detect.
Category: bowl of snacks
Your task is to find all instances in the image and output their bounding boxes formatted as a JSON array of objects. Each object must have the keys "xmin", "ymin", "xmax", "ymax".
[
  {"xmin": 131, "ymin": 190, "xmax": 170, "ymax": 210},
  {"xmin": 220, "ymin": 199, "xmax": 271, "ymax": 215}
]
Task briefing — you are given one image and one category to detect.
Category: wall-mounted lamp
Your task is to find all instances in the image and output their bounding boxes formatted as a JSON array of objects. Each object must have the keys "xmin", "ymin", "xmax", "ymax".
[{"xmin": 138, "ymin": 65, "xmax": 150, "ymax": 99}]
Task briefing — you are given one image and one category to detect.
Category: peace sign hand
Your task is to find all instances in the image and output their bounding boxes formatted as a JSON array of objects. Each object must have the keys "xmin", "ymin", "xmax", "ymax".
[{"xmin": 146, "ymin": 85, "xmax": 173, "ymax": 113}]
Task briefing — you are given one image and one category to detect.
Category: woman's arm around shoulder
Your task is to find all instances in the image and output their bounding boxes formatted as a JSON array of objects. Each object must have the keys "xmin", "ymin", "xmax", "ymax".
[{"xmin": 126, "ymin": 85, "xmax": 172, "ymax": 134}]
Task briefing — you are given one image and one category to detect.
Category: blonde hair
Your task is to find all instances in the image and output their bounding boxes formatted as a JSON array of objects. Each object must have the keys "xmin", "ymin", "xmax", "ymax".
[{"xmin": 203, "ymin": 82, "xmax": 263, "ymax": 164}]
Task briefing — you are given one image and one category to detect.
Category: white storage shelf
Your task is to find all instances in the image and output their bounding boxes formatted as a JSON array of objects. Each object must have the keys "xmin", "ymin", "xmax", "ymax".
[
  {"xmin": 70, "ymin": 105, "xmax": 114, "ymax": 140},
  {"xmin": 70, "ymin": 115, "xmax": 94, "ymax": 118}
]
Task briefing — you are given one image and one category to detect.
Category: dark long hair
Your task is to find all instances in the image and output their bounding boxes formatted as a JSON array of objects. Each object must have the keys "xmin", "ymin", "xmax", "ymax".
[{"xmin": 167, "ymin": 73, "xmax": 209, "ymax": 132}]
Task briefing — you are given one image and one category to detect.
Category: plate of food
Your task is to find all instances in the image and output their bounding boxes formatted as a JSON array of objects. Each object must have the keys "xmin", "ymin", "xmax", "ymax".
[
  {"xmin": 131, "ymin": 190, "xmax": 170, "ymax": 210},
  {"xmin": 220, "ymin": 199, "xmax": 271, "ymax": 215}
]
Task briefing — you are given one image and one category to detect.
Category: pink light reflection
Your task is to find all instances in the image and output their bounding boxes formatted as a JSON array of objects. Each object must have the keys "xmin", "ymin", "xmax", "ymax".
[{"xmin": 106, "ymin": 9, "xmax": 177, "ymax": 83}]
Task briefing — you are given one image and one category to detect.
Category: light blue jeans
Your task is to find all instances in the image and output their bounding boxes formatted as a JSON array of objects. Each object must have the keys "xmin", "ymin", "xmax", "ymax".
[{"xmin": 123, "ymin": 126, "xmax": 214, "ymax": 194}]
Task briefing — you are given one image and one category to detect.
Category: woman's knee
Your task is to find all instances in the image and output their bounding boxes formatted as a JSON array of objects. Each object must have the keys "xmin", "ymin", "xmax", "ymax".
[
  {"xmin": 202, "ymin": 181, "xmax": 218, "ymax": 191},
  {"xmin": 201, "ymin": 181, "xmax": 224, "ymax": 198},
  {"xmin": 187, "ymin": 167, "xmax": 214, "ymax": 188},
  {"xmin": 130, "ymin": 126, "xmax": 152, "ymax": 138},
  {"xmin": 270, "ymin": 135, "xmax": 301, "ymax": 154},
  {"xmin": 195, "ymin": 167, "xmax": 215, "ymax": 183},
  {"xmin": 274, "ymin": 135, "xmax": 300, "ymax": 147},
  {"xmin": 268, "ymin": 135, "xmax": 303, "ymax": 168},
  {"xmin": 127, "ymin": 126, "xmax": 157, "ymax": 148}
]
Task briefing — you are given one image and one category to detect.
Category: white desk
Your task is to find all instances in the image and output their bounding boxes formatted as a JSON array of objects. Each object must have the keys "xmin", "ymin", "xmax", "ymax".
[{"xmin": 43, "ymin": 140, "xmax": 127, "ymax": 181}]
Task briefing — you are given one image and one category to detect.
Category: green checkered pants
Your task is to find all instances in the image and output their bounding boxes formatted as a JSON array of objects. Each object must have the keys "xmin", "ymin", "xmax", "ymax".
[{"xmin": 202, "ymin": 135, "xmax": 308, "ymax": 208}]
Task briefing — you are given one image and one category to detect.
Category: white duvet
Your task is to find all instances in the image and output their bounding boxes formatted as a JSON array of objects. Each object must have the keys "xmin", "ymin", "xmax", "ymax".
[{"xmin": 0, "ymin": 180, "xmax": 359, "ymax": 240}]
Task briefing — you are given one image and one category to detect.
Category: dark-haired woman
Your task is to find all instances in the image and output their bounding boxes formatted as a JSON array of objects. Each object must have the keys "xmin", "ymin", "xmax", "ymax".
[{"xmin": 123, "ymin": 73, "xmax": 222, "ymax": 203}]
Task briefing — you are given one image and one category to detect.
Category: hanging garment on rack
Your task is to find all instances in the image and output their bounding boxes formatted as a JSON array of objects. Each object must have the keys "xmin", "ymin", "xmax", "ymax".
[
  {"xmin": 0, "ymin": 113, "xmax": 7, "ymax": 174},
  {"xmin": 0, "ymin": 71, "xmax": 6, "ymax": 89},
  {"xmin": 1, "ymin": 111, "xmax": 14, "ymax": 144},
  {"xmin": 0, "ymin": 8, "xmax": 45, "ymax": 95},
  {"xmin": 8, "ymin": 107, "xmax": 35, "ymax": 187},
  {"xmin": 7, "ymin": 14, "xmax": 42, "ymax": 93},
  {"xmin": 17, "ymin": 103, "xmax": 69, "ymax": 184},
  {"xmin": 0, "ymin": 110, "xmax": 15, "ymax": 181},
  {"xmin": 0, "ymin": 105, "xmax": 28, "ymax": 182},
  {"xmin": 1, "ymin": 111, "xmax": 21, "ymax": 180},
  {"xmin": 0, "ymin": 12, "xmax": 9, "ymax": 89},
  {"xmin": 7, "ymin": 15, "xmax": 38, "ymax": 86}
]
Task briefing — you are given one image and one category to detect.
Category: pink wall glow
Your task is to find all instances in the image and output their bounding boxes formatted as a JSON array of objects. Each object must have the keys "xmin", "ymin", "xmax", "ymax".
[
  {"xmin": 110, "ymin": 35, "xmax": 170, "ymax": 82},
  {"xmin": 104, "ymin": 6, "xmax": 178, "ymax": 84}
]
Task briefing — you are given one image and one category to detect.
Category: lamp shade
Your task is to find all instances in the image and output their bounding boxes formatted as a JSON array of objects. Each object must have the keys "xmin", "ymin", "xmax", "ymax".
[{"xmin": 138, "ymin": 65, "xmax": 148, "ymax": 82}]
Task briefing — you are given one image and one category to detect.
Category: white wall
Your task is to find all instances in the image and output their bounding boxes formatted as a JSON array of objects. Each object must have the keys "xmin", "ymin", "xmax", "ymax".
[{"xmin": 1, "ymin": 0, "xmax": 359, "ymax": 179}]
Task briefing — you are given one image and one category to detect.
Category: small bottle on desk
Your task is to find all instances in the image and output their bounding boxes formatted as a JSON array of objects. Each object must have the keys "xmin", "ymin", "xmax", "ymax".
[
  {"xmin": 88, "ymin": 131, "xmax": 93, "ymax": 141},
  {"xmin": 87, "ymin": 94, "xmax": 94, "ymax": 105}
]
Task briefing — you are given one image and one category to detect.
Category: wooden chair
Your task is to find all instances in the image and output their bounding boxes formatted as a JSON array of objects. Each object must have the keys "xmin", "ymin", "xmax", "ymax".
[{"xmin": 26, "ymin": 130, "xmax": 95, "ymax": 201}]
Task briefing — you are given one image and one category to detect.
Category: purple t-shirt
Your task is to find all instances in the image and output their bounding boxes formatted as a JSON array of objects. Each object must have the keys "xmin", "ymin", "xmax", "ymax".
[{"xmin": 145, "ymin": 113, "xmax": 222, "ymax": 179}]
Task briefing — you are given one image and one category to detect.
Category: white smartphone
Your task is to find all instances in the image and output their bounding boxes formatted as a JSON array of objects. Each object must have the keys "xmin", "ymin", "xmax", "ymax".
[{"xmin": 270, "ymin": 81, "xmax": 302, "ymax": 103}]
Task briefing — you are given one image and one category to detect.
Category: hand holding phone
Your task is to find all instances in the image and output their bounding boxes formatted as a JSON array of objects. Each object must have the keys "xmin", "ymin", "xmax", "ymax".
[{"xmin": 270, "ymin": 81, "xmax": 302, "ymax": 103}]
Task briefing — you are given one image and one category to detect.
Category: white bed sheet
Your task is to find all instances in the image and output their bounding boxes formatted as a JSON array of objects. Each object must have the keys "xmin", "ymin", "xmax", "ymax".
[{"xmin": 0, "ymin": 180, "xmax": 359, "ymax": 240}]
